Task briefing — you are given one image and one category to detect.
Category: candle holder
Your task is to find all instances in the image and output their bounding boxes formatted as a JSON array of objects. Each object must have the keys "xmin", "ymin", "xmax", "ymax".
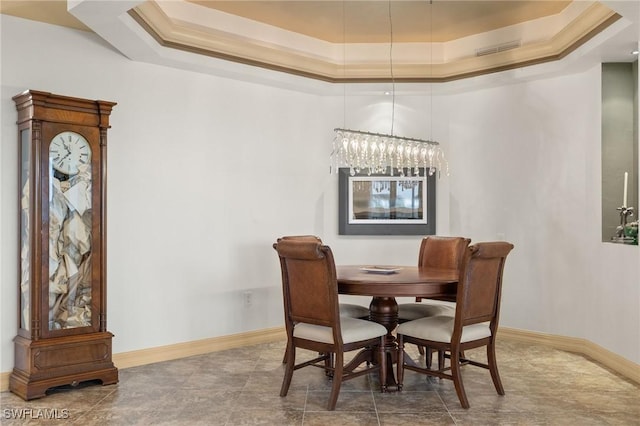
[
  {"xmin": 625, "ymin": 220, "xmax": 638, "ymax": 244},
  {"xmin": 611, "ymin": 206, "xmax": 635, "ymax": 244}
]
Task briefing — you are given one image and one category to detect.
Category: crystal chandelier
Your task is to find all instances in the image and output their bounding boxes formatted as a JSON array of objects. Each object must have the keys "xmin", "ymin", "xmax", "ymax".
[
  {"xmin": 331, "ymin": 128, "xmax": 447, "ymax": 177},
  {"xmin": 331, "ymin": 0, "xmax": 448, "ymax": 178}
]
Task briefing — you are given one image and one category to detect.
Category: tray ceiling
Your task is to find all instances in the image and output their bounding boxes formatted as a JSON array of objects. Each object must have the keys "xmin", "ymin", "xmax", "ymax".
[{"xmin": 0, "ymin": 1, "xmax": 631, "ymax": 83}]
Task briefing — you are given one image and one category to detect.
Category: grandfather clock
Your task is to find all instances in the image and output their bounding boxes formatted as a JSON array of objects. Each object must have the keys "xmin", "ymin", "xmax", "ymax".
[{"xmin": 9, "ymin": 90, "xmax": 118, "ymax": 400}]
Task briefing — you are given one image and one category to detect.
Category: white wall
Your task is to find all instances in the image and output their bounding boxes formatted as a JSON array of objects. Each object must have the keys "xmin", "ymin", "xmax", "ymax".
[
  {"xmin": 0, "ymin": 16, "xmax": 437, "ymax": 371},
  {"xmin": 1, "ymin": 16, "xmax": 638, "ymax": 374},
  {"xmin": 446, "ymin": 71, "xmax": 640, "ymax": 362}
]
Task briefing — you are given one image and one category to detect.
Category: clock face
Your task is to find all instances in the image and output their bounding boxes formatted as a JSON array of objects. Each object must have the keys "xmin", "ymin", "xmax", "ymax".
[{"xmin": 49, "ymin": 131, "xmax": 91, "ymax": 175}]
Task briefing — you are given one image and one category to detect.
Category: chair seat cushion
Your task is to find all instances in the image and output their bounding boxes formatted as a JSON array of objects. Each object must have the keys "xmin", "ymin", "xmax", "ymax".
[
  {"xmin": 294, "ymin": 317, "xmax": 387, "ymax": 344},
  {"xmin": 397, "ymin": 316, "xmax": 491, "ymax": 343},
  {"xmin": 339, "ymin": 303, "xmax": 370, "ymax": 318},
  {"xmin": 397, "ymin": 302, "xmax": 455, "ymax": 321}
]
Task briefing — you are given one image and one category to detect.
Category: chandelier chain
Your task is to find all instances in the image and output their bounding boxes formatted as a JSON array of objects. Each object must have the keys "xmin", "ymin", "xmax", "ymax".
[
  {"xmin": 342, "ymin": 0, "xmax": 346, "ymax": 129},
  {"xmin": 388, "ymin": 0, "xmax": 395, "ymax": 136},
  {"xmin": 429, "ymin": 0, "xmax": 433, "ymax": 141}
]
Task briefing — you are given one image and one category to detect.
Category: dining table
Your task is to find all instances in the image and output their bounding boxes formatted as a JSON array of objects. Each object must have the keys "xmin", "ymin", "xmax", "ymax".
[{"xmin": 336, "ymin": 265, "xmax": 459, "ymax": 390}]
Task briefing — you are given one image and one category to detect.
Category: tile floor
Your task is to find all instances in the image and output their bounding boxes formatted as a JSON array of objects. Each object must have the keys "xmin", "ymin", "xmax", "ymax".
[{"xmin": 1, "ymin": 338, "xmax": 638, "ymax": 425}]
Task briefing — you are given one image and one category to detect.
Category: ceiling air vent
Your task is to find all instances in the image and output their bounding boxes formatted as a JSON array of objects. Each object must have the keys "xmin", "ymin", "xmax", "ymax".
[{"xmin": 475, "ymin": 40, "xmax": 522, "ymax": 57}]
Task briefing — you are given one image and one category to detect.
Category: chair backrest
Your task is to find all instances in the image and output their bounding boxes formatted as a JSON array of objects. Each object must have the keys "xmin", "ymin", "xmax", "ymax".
[
  {"xmin": 280, "ymin": 235, "xmax": 322, "ymax": 243},
  {"xmin": 418, "ymin": 236, "xmax": 471, "ymax": 269},
  {"xmin": 455, "ymin": 242, "xmax": 514, "ymax": 330},
  {"xmin": 273, "ymin": 238, "xmax": 341, "ymax": 334}
]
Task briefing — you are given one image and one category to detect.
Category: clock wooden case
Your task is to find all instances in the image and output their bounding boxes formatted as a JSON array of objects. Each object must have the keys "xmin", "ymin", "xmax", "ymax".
[{"xmin": 9, "ymin": 90, "xmax": 118, "ymax": 400}]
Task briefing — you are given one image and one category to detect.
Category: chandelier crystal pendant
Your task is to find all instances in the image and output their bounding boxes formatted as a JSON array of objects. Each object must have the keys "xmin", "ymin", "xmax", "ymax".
[{"xmin": 331, "ymin": 128, "xmax": 447, "ymax": 177}]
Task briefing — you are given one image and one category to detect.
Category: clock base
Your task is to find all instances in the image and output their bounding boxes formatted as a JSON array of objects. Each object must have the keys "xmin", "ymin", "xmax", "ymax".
[{"xmin": 9, "ymin": 332, "xmax": 118, "ymax": 400}]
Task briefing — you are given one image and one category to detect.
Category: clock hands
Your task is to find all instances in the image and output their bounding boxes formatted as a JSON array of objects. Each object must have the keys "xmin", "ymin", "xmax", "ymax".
[
  {"xmin": 51, "ymin": 132, "xmax": 91, "ymax": 175},
  {"xmin": 59, "ymin": 136, "xmax": 72, "ymax": 153}
]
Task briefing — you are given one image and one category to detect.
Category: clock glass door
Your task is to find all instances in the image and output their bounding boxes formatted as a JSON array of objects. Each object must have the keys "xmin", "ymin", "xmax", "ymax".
[
  {"xmin": 48, "ymin": 130, "xmax": 93, "ymax": 331},
  {"xmin": 20, "ymin": 128, "xmax": 31, "ymax": 331}
]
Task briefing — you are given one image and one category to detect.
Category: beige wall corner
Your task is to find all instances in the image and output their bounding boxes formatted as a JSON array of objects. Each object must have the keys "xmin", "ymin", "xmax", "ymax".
[{"xmin": 498, "ymin": 327, "xmax": 640, "ymax": 385}]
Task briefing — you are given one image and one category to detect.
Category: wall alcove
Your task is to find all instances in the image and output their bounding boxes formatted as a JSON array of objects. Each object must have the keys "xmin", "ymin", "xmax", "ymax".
[{"xmin": 602, "ymin": 62, "xmax": 638, "ymax": 245}]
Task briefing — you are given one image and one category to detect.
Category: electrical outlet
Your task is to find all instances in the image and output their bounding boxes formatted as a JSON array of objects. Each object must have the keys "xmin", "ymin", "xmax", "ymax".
[{"xmin": 243, "ymin": 291, "xmax": 253, "ymax": 307}]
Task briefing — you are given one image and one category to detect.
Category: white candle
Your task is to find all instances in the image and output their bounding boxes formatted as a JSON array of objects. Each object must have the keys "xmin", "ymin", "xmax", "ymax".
[{"xmin": 623, "ymin": 172, "xmax": 628, "ymax": 208}]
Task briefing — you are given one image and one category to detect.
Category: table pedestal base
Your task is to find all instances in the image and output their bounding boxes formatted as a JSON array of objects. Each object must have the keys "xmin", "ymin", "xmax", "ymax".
[{"xmin": 369, "ymin": 296, "xmax": 400, "ymax": 391}]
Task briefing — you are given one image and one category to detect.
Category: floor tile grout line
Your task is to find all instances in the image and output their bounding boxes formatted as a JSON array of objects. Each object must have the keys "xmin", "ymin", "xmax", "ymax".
[
  {"xmin": 301, "ymin": 384, "xmax": 309, "ymax": 425},
  {"xmin": 371, "ymin": 384, "xmax": 382, "ymax": 426},
  {"xmin": 435, "ymin": 388, "xmax": 458, "ymax": 425},
  {"xmin": 70, "ymin": 386, "xmax": 118, "ymax": 424},
  {"xmin": 220, "ymin": 354, "xmax": 262, "ymax": 426}
]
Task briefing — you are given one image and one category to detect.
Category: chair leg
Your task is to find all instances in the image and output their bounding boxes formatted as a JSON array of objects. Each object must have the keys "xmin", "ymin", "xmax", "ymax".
[
  {"xmin": 281, "ymin": 341, "xmax": 290, "ymax": 364},
  {"xmin": 418, "ymin": 345, "xmax": 425, "ymax": 356},
  {"xmin": 487, "ymin": 339, "xmax": 505, "ymax": 395},
  {"xmin": 324, "ymin": 352, "xmax": 334, "ymax": 377},
  {"xmin": 280, "ymin": 343, "xmax": 295, "ymax": 397},
  {"xmin": 425, "ymin": 347, "xmax": 432, "ymax": 368},
  {"xmin": 396, "ymin": 335, "xmax": 405, "ymax": 391},
  {"xmin": 379, "ymin": 339, "xmax": 387, "ymax": 392},
  {"xmin": 450, "ymin": 348, "xmax": 470, "ymax": 409},
  {"xmin": 327, "ymin": 351, "xmax": 344, "ymax": 411},
  {"xmin": 438, "ymin": 350, "xmax": 445, "ymax": 371}
]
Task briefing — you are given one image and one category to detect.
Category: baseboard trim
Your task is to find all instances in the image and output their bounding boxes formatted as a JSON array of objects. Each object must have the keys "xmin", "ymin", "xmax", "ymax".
[
  {"xmin": 112, "ymin": 326, "xmax": 286, "ymax": 369},
  {"xmin": 0, "ymin": 327, "xmax": 286, "ymax": 392},
  {"xmin": 498, "ymin": 327, "xmax": 640, "ymax": 384},
  {"xmin": 2, "ymin": 326, "xmax": 638, "ymax": 392}
]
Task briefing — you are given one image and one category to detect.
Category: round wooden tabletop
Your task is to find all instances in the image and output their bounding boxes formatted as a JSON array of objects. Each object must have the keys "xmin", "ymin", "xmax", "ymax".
[{"xmin": 336, "ymin": 265, "xmax": 458, "ymax": 298}]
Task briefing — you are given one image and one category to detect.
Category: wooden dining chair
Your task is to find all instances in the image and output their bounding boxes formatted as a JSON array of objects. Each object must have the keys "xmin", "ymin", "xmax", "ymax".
[
  {"xmin": 397, "ymin": 236, "xmax": 470, "ymax": 364},
  {"xmin": 278, "ymin": 235, "xmax": 370, "ymax": 364},
  {"xmin": 273, "ymin": 238, "xmax": 387, "ymax": 411},
  {"xmin": 280, "ymin": 236, "xmax": 369, "ymax": 317},
  {"xmin": 396, "ymin": 241, "xmax": 514, "ymax": 409}
]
